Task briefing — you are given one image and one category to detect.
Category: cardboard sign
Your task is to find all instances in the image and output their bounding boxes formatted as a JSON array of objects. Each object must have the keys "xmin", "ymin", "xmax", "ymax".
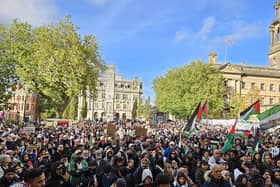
[
  {"xmin": 23, "ymin": 126, "xmax": 35, "ymax": 134},
  {"xmin": 135, "ymin": 126, "xmax": 147, "ymax": 137},
  {"xmin": 107, "ymin": 124, "xmax": 116, "ymax": 137}
]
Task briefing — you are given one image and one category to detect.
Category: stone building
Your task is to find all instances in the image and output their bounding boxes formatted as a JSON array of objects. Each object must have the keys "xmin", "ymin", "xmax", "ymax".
[
  {"xmin": 4, "ymin": 84, "xmax": 38, "ymax": 122},
  {"xmin": 209, "ymin": 1, "xmax": 280, "ymax": 113},
  {"xmin": 77, "ymin": 65, "xmax": 143, "ymax": 121}
]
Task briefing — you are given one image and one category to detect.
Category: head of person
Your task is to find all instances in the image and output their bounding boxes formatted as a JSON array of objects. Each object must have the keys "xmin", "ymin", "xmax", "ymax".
[
  {"xmin": 210, "ymin": 164, "xmax": 223, "ymax": 180},
  {"xmin": 201, "ymin": 160, "xmax": 209, "ymax": 171},
  {"xmin": 213, "ymin": 149, "xmax": 221, "ymax": 160},
  {"xmin": 142, "ymin": 169, "xmax": 153, "ymax": 184},
  {"xmin": 221, "ymin": 170, "xmax": 231, "ymax": 182},
  {"xmin": 83, "ymin": 149, "xmax": 89, "ymax": 159},
  {"xmin": 3, "ymin": 167, "xmax": 15, "ymax": 183},
  {"xmin": 56, "ymin": 144, "xmax": 64, "ymax": 153},
  {"xmin": 176, "ymin": 171, "xmax": 187, "ymax": 185},
  {"xmin": 156, "ymin": 173, "xmax": 170, "ymax": 187},
  {"xmin": 263, "ymin": 152, "xmax": 272, "ymax": 165},
  {"xmin": 74, "ymin": 150, "xmax": 83, "ymax": 162},
  {"xmin": 235, "ymin": 174, "xmax": 248, "ymax": 186},
  {"xmin": 51, "ymin": 161, "xmax": 66, "ymax": 178},
  {"xmin": 271, "ymin": 168, "xmax": 280, "ymax": 184},
  {"xmin": 95, "ymin": 149, "xmax": 103, "ymax": 160},
  {"xmin": 24, "ymin": 168, "xmax": 46, "ymax": 187},
  {"xmin": 141, "ymin": 158, "xmax": 150, "ymax": 169},
  {"xmin": 127, "ymin": 159, "xmax": 134, "ymax": 169}
]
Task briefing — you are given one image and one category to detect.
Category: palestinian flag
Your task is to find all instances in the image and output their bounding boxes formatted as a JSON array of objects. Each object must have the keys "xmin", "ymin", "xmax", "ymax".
[
  {"xmin": 184, "ymin": 102, "xmax": 202, "ymax": 132},
  {"xmin": 235, "ymin": 126, "xmax": 253, "ymax": 137},
  {"xmin": 258, "ymin": 104, "xmax": 280, "ymax": 127},
  {"xmin": 221, "ymin": 120, "xmax": 237, "ymax": 153},
  {"xmin": 253, "ymin": 128, "xmax": 262, "ymax": 152},
  {"xmin": 240, "ymin": 99, "xmax": 260, "ymax": 121},
  {"xmin": 202, "ymin": 101, "xmax": 208, "ymax": 118}
]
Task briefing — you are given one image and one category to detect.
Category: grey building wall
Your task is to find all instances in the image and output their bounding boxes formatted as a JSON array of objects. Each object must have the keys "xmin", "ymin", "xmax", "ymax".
[{"xmin": 78, "ymin": 65, "xmax": 143, "ymax": 121}]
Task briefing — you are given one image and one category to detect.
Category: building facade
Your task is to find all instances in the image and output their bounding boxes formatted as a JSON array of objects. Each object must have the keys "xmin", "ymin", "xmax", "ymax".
[
  {"xmin": 4, "ymin": 85, "xmax": 38, "ymax": 122},
  {"xmin": 208, "ymin": 1, "xmax": 280, "ymax": 113},
  {"xmin": 77, "ymin": 65, "xmax": 143, "ymax": 121}
]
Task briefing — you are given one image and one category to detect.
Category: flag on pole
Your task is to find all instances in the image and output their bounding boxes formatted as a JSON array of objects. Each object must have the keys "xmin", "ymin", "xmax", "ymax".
[
  {"xmin": 183, "ymin": 102, "xmax": 202, "ymax": 132},
  {"xmin": 253, "ymin": 128, "xmax": 262, "ymax": 152},
  {"xmin": 221, "ymin": 120, "xmax": 237, "ymax": 153},
  {"xmin": 240, "ymin": 99, "xmax": 260, "ymax": 121},
  {"xmin": 258, "ymin": 104, "xmax": 280, "ymax": 126}
]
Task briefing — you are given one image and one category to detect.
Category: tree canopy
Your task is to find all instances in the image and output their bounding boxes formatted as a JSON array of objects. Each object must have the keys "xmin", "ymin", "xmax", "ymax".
[
  {"xmin": 153, "ymin": 61, "xmax": 225, "ymax": 119},
  {"xmin": 0, "ymin": 17, "xmax": 104, "ymax": 117}
]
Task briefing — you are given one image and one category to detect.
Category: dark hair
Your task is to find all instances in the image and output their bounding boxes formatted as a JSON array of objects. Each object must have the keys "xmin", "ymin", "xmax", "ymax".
[
  {"xmin": 156, "ymin": 173, "xmax": 170, "ymax": 185},
  {"xmin": 24, "ymin": 168, "xmax": 44, "ymax": 183}
]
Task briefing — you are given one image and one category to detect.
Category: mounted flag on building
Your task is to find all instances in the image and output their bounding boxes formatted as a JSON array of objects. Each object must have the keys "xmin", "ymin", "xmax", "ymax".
[
  {"xmin": 240, "ymin": 99, "xmax": 260, "ymax": 121},
  {"xmin": 202, "ymin": 101, "xmax": 208, "ymax": 118},
  {"xmin": 221, "ymin": 120, "xmax": 237, "ymax": 153},
  {"xmin": 183, "ymin": 102, "xmax": 202, "ymax": 132},
  {"xmin": 258, "ymin": 105, "xmax": 280, "ymax": 129}
]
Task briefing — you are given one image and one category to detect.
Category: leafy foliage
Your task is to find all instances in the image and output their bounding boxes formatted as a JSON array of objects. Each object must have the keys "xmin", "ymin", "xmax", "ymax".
[
  {"xmin": 153, "ymin": 61, "xmax": 224, "ymax": 119},
  {"xmin": 0, "ymin": 17, "xmax": 104, "ymax": 117}
]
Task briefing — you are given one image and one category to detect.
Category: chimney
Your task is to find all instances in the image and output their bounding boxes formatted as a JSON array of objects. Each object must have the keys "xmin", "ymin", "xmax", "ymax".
[{"xmin": 208, "ymin": 52, "xmax": 217, "ymax": 64}]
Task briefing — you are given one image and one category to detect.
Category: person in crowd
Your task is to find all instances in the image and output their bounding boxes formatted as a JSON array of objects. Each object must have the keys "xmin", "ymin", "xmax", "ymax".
[
  {"xmin": 271, "ymin": 168, "xmax": 280, "ymax": 187},
  {"xmin": 0, "ymin": 167, "xmax": 18, "ymax": 187},
  {"xmin": 234, "ymin": 174, "xmax": 249, "ymax": 187},
  {"xmin": 203, "ymin": 164, "xmax": 231, "ymax": 187},
  {"xmin": 46, "ymin": 161, "xmax": 73, "ymax": 187},
  {"xmin": 134, "ymin": 158, "xmax": 151, "ymax": 185},
  {"xmin": 155, "ymin": 173, "xmax": 170, "ymax": 187},
  {"xmin": 68, "ymin": 149, "xmax": 88, "ymax": 186},
  {"xmin": 221, "ymin": 170, "xmax": 233, "ymax": 186},
  {"xmin": 11, "ymin": 168, "xmax": 46, "ymax": 187},
  {"xmin": 194, "ymin": 160, "xmax": 209, "ymax": 187},
  {"xmin": 208, "ymin": 149, "xmax": 221, "ymax": 167}
]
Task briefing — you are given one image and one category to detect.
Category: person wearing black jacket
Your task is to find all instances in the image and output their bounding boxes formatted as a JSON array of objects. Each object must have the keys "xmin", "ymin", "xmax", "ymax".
[{"xmin": 46, "ymin": 161, "xmax": 73, "ymax": 187}]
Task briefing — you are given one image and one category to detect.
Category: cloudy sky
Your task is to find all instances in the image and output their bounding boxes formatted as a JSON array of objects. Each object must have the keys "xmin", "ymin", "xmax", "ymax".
[{"xmin": 0, "ymin": 0, "xmax": 275, "ymax": 100}]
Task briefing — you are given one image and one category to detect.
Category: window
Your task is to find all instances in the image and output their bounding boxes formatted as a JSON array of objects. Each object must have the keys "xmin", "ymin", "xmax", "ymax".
[
  {"xmin": 241, "ymin": 82, "xmax": 246, "ymax": 89},
  {"xmin": 251, "ymin": 82, "xmax": 255, "ymax": 88},
  {"xmin": 116, "ymin": 104, "xmax": 120, "ymax": 109},
  {"xmin": 270, "ymin": 98, "xmax": 274, "ymax": 105},
  {"xmin": 95, "ymin": 103, "xmax": 98, "ymax": 109},
  {"xmin": 261, "ymin": 97, "xmax": 265, "ymax": 105},
  {"xmin": 102, "ymin": 103, "xmax": 104, "ymax": 109},
  {"xmin": 116, "ymin": 93, "xmax": 120, "ymax": 99},
  {"xmin": 123, "ymin": 94, "xmax": 128, "ymax": 100},
  {"xmin": 25, "ymin": 104, "xmax": 29, "ymax": 111},
  {"xmin": 279, "ymin": 84, "xmax": 280, "ymax": 92},
  {"xmin": 101, "ymin": 92, "xmax": 105, "ymax": 99},
  {"xmin": 270, "ymin": 84, "xmax": 274, "ymax": 91},
  {"xmin": 123, "ymin": 104, "xmax": 127, "ymax": 110},
  {"xmin": 121, "ymin": 84, "xmax": 124, "ymax": 88},
  {"xmin": 260, "ymin": 83, "xmax": 265, "ymax": 91},
  {"xmin": 224, "ymin": 80, "xmax": 228, "ymax": 87}
]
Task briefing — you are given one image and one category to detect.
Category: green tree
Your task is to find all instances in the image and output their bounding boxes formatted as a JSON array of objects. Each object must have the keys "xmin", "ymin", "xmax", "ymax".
[
  {"xmin": 132, "ymin": 100, "xmax": 137, "ymax": 120},
  {"xmin": 153, "ymin": 61, "xmax": 224, "ymax": 119},
  {"xmin": 229, "ymin": 87, "xmax": 260, "ymax": 118},
  {"xmin": 0, "ymin": 25, "xmax": 17, "ymax": 109},
  {"xmin": 2, "ymin": 17, "xmax": 104, "ymax": 117},
  {"xmin": 63, "ymin": 96, "xmax": 78, "ymax": 119},
  {"xmin": 143, "ymin": 96, "xmax": 151, "ymax": 120},
  {"xmin": 80, "ymin": 96, "xmax": 87, "ymax": 120}
]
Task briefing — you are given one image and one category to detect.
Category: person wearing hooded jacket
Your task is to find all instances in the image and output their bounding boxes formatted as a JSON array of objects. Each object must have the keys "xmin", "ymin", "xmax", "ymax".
[{"xmin": 46, "ymin": 161, "xmax": 73, "ymax": 187}]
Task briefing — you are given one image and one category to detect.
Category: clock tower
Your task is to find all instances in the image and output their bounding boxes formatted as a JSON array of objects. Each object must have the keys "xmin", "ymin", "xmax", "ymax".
[{"xmin": 269, "ymin": 0, "xmax": 280, "ymax": 68}]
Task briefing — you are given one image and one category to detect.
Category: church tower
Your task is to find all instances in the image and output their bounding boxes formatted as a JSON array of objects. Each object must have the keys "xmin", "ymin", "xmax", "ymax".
[{"xmin": 269, "ymin": 0, "xmax": 280, "ymax": 68}]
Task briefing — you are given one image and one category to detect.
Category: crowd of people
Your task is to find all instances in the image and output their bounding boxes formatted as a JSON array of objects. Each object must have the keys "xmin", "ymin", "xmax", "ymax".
[{"xmin": 0, "ymin": 120, "xmax": 279, "ymax": 187}]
